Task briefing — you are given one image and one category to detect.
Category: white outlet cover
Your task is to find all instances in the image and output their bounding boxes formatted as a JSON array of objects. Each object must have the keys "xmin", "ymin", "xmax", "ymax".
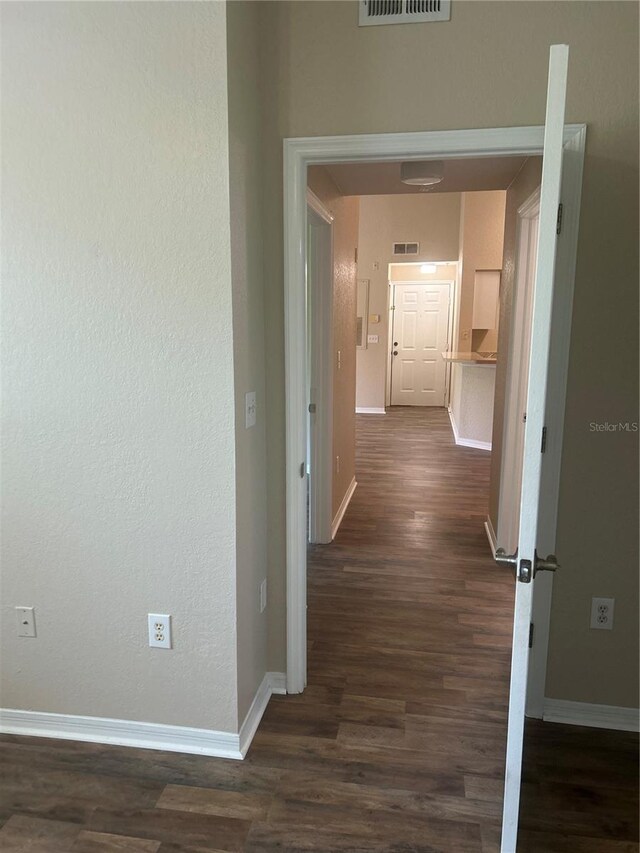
[
  {"xmin": 148, "ymin": 613, "xmax": 172, "ymax": 648},
  {"xmin": 367, "ymin": 334, "xmax": 379, "ymax": 344},
  {"xmin": 590, "ymin": 597, "xmax": 614, "ymax": 630},
  {"xmin": 16, "ymin": 606, "xmax": 36, "ymax": 638},
  {"xmin": 245, "ymin": 391, "xmax": 256, "ymax": 429}
]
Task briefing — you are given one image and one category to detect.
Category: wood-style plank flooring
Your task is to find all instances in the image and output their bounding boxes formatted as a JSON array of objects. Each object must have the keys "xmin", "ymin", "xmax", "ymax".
[{"xmin": 1, "ymin": 408, "xmax": 637, "ymax": 852}]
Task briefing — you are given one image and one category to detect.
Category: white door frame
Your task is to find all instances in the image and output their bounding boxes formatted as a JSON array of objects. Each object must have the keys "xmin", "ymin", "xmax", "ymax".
[
  {"xmin": 386, "ymin": 280, "xmax": 454, "ymax": 408},
  {"xmin": 306, "ymin": 189, "xmax": 334, "ymax": 545},
  {"xmin": 283, "ymin": 124, "xmax": 586, "ymax": 696}
]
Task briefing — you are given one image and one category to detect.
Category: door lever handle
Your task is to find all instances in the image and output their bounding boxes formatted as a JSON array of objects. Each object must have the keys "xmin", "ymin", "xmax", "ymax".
[
  {"xmin": 534, "ymin": 551, "xmax": 559, "ymax": 575},
  {"xmin": 494, "ymin": 547, "xmax": 559, "ymax": 584},
  {"xmin": 495, "ymin": 548, "xmax": 518, "ymax": 570},
  {"xmin": 495, "ymin": 548, "xmax": 530, "ymax": 582}
]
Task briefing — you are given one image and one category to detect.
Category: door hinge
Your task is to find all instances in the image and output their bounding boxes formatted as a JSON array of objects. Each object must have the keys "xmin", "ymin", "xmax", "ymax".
[
  {"xmin": 541, "ymin": 426, "xmax": 547, "ymax": 453},
  {"xmin": 529, "ymin": 623, "xmax": 534, "ymax": 648},
  {"xmin": 308, "ymin": 403, "xmax": 316, "ymax": 414},
  {"xmin": 556, "ymin": 203, "xmax": 563, "ymax": 235},
  {"xmin": 300, "ymin": 462, "xmax": 305, "ymax": 478},
  {"xmin": 354, "ymin": 247, "xmax": 358, "ymax": 264}
]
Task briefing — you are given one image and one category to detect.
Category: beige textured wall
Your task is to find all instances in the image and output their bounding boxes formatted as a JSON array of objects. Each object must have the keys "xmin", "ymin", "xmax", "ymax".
[
  {"xmin": 261, "ymin": 1, "xmax": 639, "ymax": 709},
  {"xmin": 307, "ymin": 167, "xmax": 360, "ymax": 519},
  {"xmin": 1, "ymin": 2, "xmax": 239, "ymax": 730},
  {"xmin": 227, "ymin": 0, "xmax": 269, "ymax": 723},
  {"xmin": 356, "ymin": 194, "xmax": 461, "ymax": 410},
  {"xmin": 489, "ymin": 158, "xmax": 543, "ymax": 531},
  {"xmin": 458, "ymin": 192, "xmax": 507, "ymax": 352},
  {"xmin": 390, "ymin": 262, "xmax": 458, "ymax": 283}
]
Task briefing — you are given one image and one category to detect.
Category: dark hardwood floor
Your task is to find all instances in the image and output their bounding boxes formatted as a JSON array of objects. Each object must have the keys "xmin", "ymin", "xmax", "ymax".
[{"xmin": 1, "ymin": 408, "xmax": 637, "ymax": 852}]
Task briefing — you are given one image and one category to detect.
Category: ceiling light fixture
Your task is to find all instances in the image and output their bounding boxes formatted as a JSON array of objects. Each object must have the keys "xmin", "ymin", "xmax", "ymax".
[
  {"xmin": 420, "ymin": 264, "xmax": 437, "ymax": 274},
  {"xmin": 400, "ymin": 160, "xmax": 445, "ymax": 187}
]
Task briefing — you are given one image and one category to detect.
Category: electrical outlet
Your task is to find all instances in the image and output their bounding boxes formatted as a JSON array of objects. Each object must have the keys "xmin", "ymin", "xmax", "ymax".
[
  {"xmin": 148, "ymin": 613, "xmax": 172, "ymax": 648},
  {"xmin": 16, "ymin": 606, "xmax": 36, "ymax": 638},
  {"xmin": 367, "ymin": 334, "xmax": 379, "ymax": 344},
  {"xmin": 260, "ymin": 579, "xmax": 267, "ymax": 613},
  {"xmin": 590, "ymin": 597, "xmax": 614, "ymax": 630},
  {"xmin": 245, "ymin": 391, "xmax": 256, "ymax": 429}
]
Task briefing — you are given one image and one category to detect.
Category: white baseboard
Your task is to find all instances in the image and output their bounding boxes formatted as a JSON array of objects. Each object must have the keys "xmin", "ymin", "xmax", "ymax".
[
  {"xmin": 484, "ymin": 516, "xmax": 498, "ymax": 558},
  {"xmin": 0, "ymin": 708, "xmax": 244, "ymax": 759},
  {"xmin": 331, "ymin": 476, "xmax": 357, "ymax": 539},
  {"xmin": 0, "ymin": 670, "xmax": 287, "ymax": 760},
  {"xmin": 267, "ymin": 671, "xmax": 287, "ymax": 695},
  {"xmin": 356, "ymin": 407, "xmax": 386, "ymax": 414},
  {"xmin": 238, "ymin": 671, "xmax": 286, "ymax": 756},
  {"xmin": 542, "ymin": 698, "xmax": 639, "ymax": 732},
  {"xmin": 448, "ymin": 407, "xmax": 491, "ymax": 451}
]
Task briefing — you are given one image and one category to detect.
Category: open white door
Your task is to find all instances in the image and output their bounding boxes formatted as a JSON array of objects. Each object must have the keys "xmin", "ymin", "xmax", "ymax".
[{"xmin": 498, "ymin": 45, "xmax": 570, "ymax": 852}]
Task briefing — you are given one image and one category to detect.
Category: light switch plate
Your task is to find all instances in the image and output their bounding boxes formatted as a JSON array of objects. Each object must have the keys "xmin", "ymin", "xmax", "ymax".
[{"xmin": 245, "ymin": 391, "xmax": 256, "ymax": 429}]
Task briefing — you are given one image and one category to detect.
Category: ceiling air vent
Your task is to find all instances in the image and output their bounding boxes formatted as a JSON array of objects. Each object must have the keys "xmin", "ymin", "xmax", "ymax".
[
  {"xmin": 393, "ymin": 242, "xmax": 419, "ymax": 256},
  {"xmin": 359, "ymin": 0, "xmax": 451, "ymax": 27}
]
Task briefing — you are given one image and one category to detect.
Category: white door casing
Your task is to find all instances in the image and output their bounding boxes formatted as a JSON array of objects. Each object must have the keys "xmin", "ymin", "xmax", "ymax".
[
  {"xmin": 284, "ymin": 123, "xmax": 585, "ymax": 715},
  {"xmin": 499, "ymin": 45, "xmax": 570, "ymax": 852},
  {"xmin": 390, "ymin": 283, "xmax": 450, "ymax": 406}
]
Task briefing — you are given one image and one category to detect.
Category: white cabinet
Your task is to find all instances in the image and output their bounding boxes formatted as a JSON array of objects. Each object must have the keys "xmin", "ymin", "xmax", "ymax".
[{"xmin": 472, "ymin": 270, "xmax": 501, "ymax": 330}]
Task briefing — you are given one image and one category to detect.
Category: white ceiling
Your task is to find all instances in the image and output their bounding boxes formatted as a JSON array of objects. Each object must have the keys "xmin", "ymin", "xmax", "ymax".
[{"xmin": 324, "ymin": 156, "xmax": 533, "ymax": 196}]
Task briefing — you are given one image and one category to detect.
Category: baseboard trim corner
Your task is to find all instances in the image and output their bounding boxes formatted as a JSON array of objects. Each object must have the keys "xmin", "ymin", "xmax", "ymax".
[
  {"xmin": 542, "ymin": 698, "xmax": 639, "ymax": 732},
  {"xmin": 267, "ymin": 671, "xmax": 287, "ymax": 695},
  {"xmin": 238, "ymin": 670, "xmax": 286, "ymax": 757},
  {"xmin": 331, "ymin": 476, "xmax": 357, "ymax": 540},
  {"xmin": 0, "ymin": 670, "xmax": 289, "ymax": 760},
  {"xmin": 448, "ymin": 407, "xmax": 491, "ymax": 451},
  {"xmin": 484, "ymin": 516, "xmax": 498, "ymax": 558},
  {"xmin": 356, "ymin": 407, "xmax": 386, "ymax": 415}
]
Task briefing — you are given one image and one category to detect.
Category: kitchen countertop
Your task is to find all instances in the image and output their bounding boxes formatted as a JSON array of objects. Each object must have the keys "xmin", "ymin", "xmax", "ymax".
[{"xmin": 442, "ymin": 351, "xmax": 497, "ymax": 365}]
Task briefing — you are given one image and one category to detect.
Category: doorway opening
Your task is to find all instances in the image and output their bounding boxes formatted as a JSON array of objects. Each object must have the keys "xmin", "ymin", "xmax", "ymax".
[
  {"xmin": 287, "ymin": 124, "xmax": 585, "ymax": 691},
  {"xmin": 286, "ymin": 115, "xmax": 585, "ymax": 851}
]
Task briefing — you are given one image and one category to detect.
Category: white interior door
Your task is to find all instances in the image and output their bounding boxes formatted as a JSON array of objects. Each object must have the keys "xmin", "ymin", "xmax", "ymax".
[
  {"xmin": 390, "ymin": 283, "xmax": 450, "ymax": 406},
  {"xmin": 499, "ymin": 44, "xmax": 570, "ymax": 852}
]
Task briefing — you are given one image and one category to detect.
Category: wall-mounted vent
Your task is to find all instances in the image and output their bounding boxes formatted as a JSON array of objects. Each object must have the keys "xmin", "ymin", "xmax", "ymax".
[
  {"xmin": 393, "ymin": 242, "xmax": 419, "ymax": 256},
  {"xmin": 359, "ymin": 0, "xmax": 450, "ymax": 27}
]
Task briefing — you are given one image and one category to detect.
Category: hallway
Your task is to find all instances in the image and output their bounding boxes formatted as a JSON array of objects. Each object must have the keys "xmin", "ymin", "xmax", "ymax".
[
  {"xmin": 250, "ymin": 407, "xmax": 638, "ymax": 852},
  {"xmin": 254, "ymin": 406, "xmax": 513, "ymax": 851}
]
